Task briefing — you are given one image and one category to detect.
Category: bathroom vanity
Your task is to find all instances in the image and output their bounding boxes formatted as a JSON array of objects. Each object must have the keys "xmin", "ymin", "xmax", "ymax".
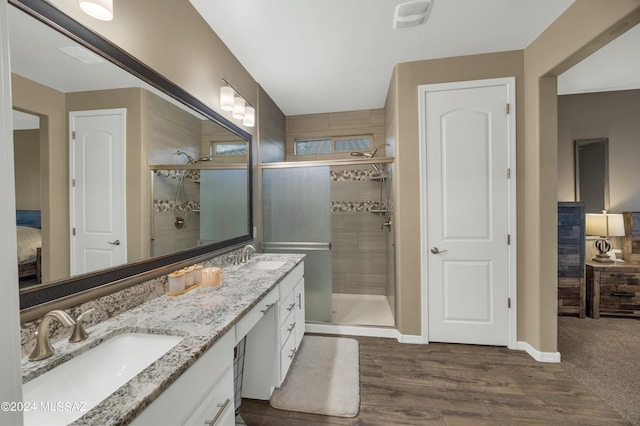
[{"xmin": 21, "ymin": 254, "xmax": 305, "ymax": 425}]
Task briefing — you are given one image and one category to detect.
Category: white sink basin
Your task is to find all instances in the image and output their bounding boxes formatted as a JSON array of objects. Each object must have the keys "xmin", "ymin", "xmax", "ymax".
[
  {"xmin": 246, "ymin": 260, "xmax": 287, "ymax": 270},
  {"xmin": 23, "ymin": 333, "xmax": 183, "ymax": 426}
]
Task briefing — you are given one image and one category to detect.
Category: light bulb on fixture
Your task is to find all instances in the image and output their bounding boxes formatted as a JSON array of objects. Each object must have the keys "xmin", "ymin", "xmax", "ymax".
[
  {"xmin": 79, "ymin": 0, "xmax": 113, "ymax": 21},
  {"xmin": 232, "ymin": 96, "xmax": 245, "ymax": 120},
  {"xmin": 220, "ymin": 86, "xmax": 235, "ymax": 111},
  {"xmin": 243, "ymin": 106, "xmax": 255, "ymax": 127}
]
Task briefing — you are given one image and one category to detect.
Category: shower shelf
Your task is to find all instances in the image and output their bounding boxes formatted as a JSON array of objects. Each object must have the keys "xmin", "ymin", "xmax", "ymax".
[{"xmin": 369, "ymin": 208, "xmax": 387, "ymax": 215}]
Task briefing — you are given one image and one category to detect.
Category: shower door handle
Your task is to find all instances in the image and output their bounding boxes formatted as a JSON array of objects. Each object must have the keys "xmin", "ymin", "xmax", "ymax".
[
  {"xmin": 108, "ymin": 239, "xmax": 121, "ymax": 246},
  {"xmin": 430, "ymin": 247, "xmax": 447, "ymax": 254}
]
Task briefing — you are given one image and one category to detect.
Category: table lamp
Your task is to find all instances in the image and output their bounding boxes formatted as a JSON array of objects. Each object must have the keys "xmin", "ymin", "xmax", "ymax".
[{"xmin": 585, "ymin": 211, "xmax": 625, "ymax": 263}]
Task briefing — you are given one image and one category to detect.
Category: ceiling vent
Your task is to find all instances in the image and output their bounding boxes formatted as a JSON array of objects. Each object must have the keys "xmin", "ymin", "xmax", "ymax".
[{"xmin": 393, "ymin": 0, "xmax": 432, "ymax": 29}]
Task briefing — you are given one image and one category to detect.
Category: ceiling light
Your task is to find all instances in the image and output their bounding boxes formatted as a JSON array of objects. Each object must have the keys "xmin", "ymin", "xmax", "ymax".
[
  {"xmin": 393, "ymin": 0, "xmax": 432, "ymax": 29},
  {"xmin": 242, "ymin": 106, "xmax": 255, "ymax": 127},
  {"xmin": 79, "ymin": 0, "xmax": 113, "ymax": 22},
  {"xmin": 220, "ymin": 86, "xmax": 235, "ymax": 111}
]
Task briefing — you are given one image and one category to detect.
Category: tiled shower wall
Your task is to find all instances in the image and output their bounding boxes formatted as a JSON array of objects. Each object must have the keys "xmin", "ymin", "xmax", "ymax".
[{"xmin": 331, "ymin": 165, "xmax": 389, "ymax": 295}]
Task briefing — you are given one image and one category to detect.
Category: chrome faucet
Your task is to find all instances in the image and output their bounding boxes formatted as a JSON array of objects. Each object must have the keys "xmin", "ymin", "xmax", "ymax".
[
  {"xmin": 241, "ymin": 244, "xmax": 256, "ymax": 263},
  {"xmin": 29, "ymin": 310, "xmax": 76, "ymax": 361}
]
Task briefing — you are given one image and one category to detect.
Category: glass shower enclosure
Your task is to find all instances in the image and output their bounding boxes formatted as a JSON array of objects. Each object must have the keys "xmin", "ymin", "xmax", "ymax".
[{"xmin": 262, "ymin": 166, "xmax": 333, "ymax": 322}]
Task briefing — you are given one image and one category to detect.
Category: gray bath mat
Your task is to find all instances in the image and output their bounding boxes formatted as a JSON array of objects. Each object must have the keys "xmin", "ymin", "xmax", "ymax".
[{"xmin": 270, "ymin": 336, "xmax": 360, "ymax": 417}]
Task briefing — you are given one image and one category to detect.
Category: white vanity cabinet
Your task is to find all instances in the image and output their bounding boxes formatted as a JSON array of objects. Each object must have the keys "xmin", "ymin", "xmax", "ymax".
[
  {"xmin": 277, "ymin": 263, "xmax": 305, "ymax": 384},
  {"xmin": 241, "ymin": 262, "xmax": 305, "ymax": 398},
  {"xmin": 131, "ymin": 331, "xmax": 235, "ymax": 426}
]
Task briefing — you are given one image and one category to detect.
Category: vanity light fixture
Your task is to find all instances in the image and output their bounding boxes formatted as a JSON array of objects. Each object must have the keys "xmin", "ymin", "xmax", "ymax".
[
  {"xmin": 79, "ymin": 0, "xmax": 113, "ymax": 21},
  {"xmin": 586, "ymin": 211, "xmax": 625, "ymax": 263},
  {"xmin": 232, "ymin": 96, "xmax": 246, "ymax": 120},
  {"xmin": 220, "ymin": 86, "xmax": 235, "ymax": 111},
  {"xmin": 221, "ymin": 79, "xmax": 254, "ymax": 127},
  {"xmin": 243, "ymin": 106, "xmax": 255, "ymax": 127}
]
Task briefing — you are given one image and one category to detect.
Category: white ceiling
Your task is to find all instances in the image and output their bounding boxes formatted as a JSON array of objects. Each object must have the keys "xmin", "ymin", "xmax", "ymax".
[{"xmin": 191, "ymin": 0, "xmax": 640, "ymax": 116}]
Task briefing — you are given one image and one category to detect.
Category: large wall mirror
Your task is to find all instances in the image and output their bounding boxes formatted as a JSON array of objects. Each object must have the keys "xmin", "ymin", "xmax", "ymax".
[
  {"xmin": 575, "ymin": 138, "xmax": 609, "ymax": 213},
  {"xmin": 11, "ymin": 0, "xmax": 253, "ymax": 311}
]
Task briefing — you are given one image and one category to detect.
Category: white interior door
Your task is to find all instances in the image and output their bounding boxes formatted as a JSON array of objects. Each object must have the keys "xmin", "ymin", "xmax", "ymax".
[
  {"xmin": 70, "ymin": 109, "xmax": 126, "ymax": 275},
  {"xmin": 420, "ymin": 78, "xmax": 516, "ymax": 347}
]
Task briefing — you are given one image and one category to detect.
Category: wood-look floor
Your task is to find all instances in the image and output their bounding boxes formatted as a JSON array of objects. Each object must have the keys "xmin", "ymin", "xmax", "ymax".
[{"xmin": 239, "ymin": 335, "xmax": 628, "ymax": 426}]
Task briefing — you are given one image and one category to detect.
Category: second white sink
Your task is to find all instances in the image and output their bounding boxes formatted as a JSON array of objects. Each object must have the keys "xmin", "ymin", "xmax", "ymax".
[
  {"xmin": 23, "ymin": 332, "xmax": 183, "ymax": 426},
  {"xmin": 245, "ymin": 260, "xmax": 287, "ymax": 270}
]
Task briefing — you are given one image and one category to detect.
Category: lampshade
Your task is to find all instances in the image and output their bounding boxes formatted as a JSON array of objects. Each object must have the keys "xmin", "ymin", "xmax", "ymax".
[
  {"xmin": 220, "ymin": 86, "xmax": 235, "ymax": 111},
  {"xmin": 232, "ymin": 96, "xmax": 245, "ymax": 120},
  {"xmin": 242, "ymin": 106, "xmax": 255, "ymax": 127},
  {"xmin": 79, "ymin": 0, "xmax": 113, "ymax": 21},
  {"xmin": 586, "ymin": 213, "xmax": 625, "ymax": 237}
]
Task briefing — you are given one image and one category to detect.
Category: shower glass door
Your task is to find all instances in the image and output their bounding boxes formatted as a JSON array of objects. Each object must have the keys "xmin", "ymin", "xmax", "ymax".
[{"xmin": 262, "ymin": 166, "xmax": 332, "ymax": 321}]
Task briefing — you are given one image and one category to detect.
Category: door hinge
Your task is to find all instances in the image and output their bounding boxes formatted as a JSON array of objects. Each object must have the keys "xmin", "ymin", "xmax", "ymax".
[
  {"xmin": 72, "ymin": 227, "xmax": 76, "ymax": 236},
  {"xmin": 506, "ymin": 103, "xmax": 511, "ymax": 114},
  {"xmin": 508, "ymin": 298, "xmax": 511, "ymax": 308},
  {"xmin": 72, "ymin": 178, "xmax": 76, "ymax": 187},
  {"xmin": 507, "ymin": 234, "xmax": 511, "ymax": 245},
  {"xmin": 507, "ymin": 168, "xmax": 511, "ymax": 179},
  {"xmin": 72, "ymin": 130, "xmax": 76, "ymax": 140}
]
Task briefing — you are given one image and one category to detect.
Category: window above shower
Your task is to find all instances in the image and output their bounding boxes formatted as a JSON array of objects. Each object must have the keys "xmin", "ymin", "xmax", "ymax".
[{"xmin": 294, "ymin": 135, "xmax": 372, "ymax": 156}]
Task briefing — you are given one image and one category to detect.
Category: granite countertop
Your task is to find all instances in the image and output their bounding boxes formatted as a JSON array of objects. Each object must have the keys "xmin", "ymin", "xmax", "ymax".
[{"xmin": 21, "ymin": 253, "xmax": 304, "ymax": 425}]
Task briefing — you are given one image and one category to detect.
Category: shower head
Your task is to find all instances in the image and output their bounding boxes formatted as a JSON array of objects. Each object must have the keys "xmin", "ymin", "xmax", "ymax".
[
  {"xmin": 195, "ymin": 156, "xmax": 213, "ymax": 163},
  {"xmin": 350, "ymin": 147, "xmax": 378, "ymax": 159},
  {"xmin": 176, "ymin": 150, "xmax": 196, "ymax": 164}
]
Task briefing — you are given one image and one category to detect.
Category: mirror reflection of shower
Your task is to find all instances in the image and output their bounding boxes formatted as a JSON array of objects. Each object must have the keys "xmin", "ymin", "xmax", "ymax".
[{"xmin": 174, "ymin": 151, "xmax": 212, "ymax": 229}]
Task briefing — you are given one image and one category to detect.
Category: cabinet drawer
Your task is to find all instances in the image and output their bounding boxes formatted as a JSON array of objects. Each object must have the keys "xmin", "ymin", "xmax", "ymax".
[
  {"xmin": 235, "ymin": 288, "xmax": 278, "ymax": 342},
  {"xmin": 280, "ymin": 331, "xmax": 297, "ymax": 383},
  {"xmin": 279, "ymin": 312, "xmax": 296, "ymax": 349},
  {"xmin": 599, "ymin": 272, "xmax": 640, "ymax": 287},
  {"xmin": 279, "ymin": 290, "xmax": 296, "ymax": 326},
  {"xmin": 183, "ymin": 367, "xmax": 234, "ymax": 426}
]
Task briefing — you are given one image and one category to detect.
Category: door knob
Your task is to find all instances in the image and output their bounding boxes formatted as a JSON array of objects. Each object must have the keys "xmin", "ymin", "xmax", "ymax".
[
  {"xmin": 430, "ymin": 247, "xmax": 447, "ymax": 254},
  {"xmin": 108, "ymin": 240, "xmax": 121, "ymax": 246}
]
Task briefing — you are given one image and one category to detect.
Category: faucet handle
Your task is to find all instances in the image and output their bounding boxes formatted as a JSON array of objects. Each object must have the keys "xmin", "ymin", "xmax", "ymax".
[{"xmin": 69, "ymin": 309, "xmax": 94, "ymax": 343}]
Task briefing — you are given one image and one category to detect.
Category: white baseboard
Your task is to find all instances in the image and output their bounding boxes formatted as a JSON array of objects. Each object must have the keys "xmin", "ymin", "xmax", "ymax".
[
  {"xmin": 397, "ymin": 334, "xmax": 427, "ymax": 344},
  {"xmin": 516, "ymin": 341, "xmax": 561, "ymax": 363},
  {"xmin": 305, "ymin": 323, "xmax": 400, "ymax": 339}
]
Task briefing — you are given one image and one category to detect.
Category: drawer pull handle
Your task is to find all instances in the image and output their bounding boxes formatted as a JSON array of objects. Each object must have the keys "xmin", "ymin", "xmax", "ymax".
[
  {"xmin": 287, "ymin": 322, "xmax": 296, "ymax": 332},
  {"xmin": 204, "ymin": 398, "xmax": 230, "ymax": 426},
  {"xmin": 288, "ymin": 348, "xmax": 296, "ymax": 359},
  {"xmin": 612, "ymin": 292, "xmax": 636, "ymax": 298},
  {"xmin": 260, "ymin": 302, "xmax": 275, "ymax": 314},
  {"xmin": 287, "ymin": 302, "xmax": 296, "ymax": 312}
]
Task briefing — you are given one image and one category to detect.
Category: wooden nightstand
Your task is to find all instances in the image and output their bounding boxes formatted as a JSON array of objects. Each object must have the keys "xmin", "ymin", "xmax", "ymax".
[{"xmin": 586, "ymin": 262, "xmax": 640, "ymax": 318}]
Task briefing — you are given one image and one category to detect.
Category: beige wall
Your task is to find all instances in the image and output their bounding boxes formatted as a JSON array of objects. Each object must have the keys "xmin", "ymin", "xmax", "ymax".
[
  {"xmin": 286, "ymin": 109, "xmax": 386, "ymax": 161},
  {"xmin": 47, "ymin": 0, "xmax": 257, "ymax": 135},
  {"xmin": 11, "ymin": 74, "xmax": 66, "ymax": 282},
  {"xmin": 258, "ymin": 85, "xmax": 286, "ymax": 164},
  {"xmin": 523, "ymin": 0, "xmax": 640, "ymax": 352},
  {"xmin": 13, "ymin": 129, "xmax": 40, "ymax": 210},
  {"xmin": 387, "ymin": 51, "xmax": 525, "ymax": 336},
  {"xmin": 558, "ymin": 89, "xmax": 640, "ymax": 212}
]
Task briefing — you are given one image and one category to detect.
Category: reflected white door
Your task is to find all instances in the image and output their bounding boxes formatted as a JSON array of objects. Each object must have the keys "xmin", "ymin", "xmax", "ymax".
[
  {"xmin": 70, "ymin": 109, "xmax": 126, "ymax": 275},
  {"xmin": 421, "ymin": 79, "xmax": 515, "ymax": 346}
]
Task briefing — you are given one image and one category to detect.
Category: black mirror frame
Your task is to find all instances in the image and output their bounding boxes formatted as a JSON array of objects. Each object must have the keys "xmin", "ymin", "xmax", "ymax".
[{"xmin": 12, "ymin": 0, "xmax": 253, "ymax": 311}]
